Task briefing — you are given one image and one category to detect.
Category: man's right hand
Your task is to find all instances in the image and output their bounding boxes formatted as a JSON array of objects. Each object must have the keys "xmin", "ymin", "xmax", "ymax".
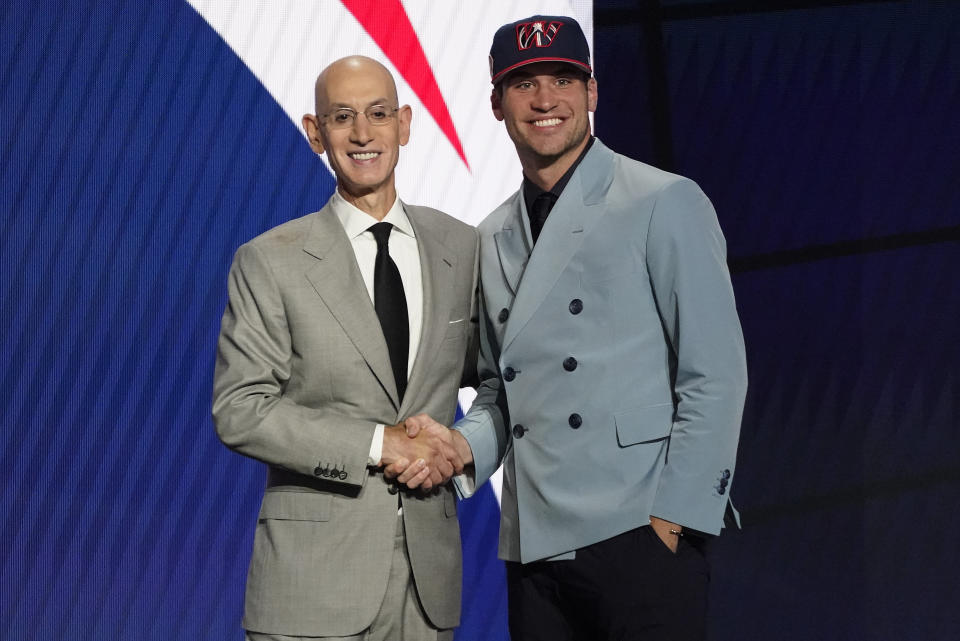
[
  {"xmin": 404, "ymin": 414, "xmax": 473, "ymax": 466},
  {"xmin": 380, "ymin": 420, "xmax": 465, "ymax": 490}
]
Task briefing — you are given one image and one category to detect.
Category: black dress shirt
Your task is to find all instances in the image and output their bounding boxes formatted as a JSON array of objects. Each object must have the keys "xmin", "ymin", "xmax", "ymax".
[{"xmin": 522, "ymin": 137, "xmax": 595, "ymax": 243}]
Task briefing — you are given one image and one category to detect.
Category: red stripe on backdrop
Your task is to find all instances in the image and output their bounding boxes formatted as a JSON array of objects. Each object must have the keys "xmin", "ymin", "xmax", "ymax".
[{"xmin": 342, "ymin": 0, "xmax": 470, "ymax": 169}]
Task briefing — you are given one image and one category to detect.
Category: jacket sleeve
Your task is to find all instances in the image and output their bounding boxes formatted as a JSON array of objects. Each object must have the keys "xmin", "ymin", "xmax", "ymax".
[
  {"xmin": 453, "ymin": 279, "xmax": 511, "ymax": 497},
  {"xmin": 211, "ymin": 242, "xmax": 375, "ymax": 487},
  {"xmin": 645, "ymin": 178, "xmax": 748, "ymax": 534}
]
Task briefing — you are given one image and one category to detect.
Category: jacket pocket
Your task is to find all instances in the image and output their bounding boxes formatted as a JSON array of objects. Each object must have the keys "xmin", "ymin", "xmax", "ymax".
[
  {"xmin": 615, "ymin": 403, "xmax": 674, "ymax": 447},
  {"xmin": 258, "ymin": 490, "xmax": 332, "ymax": 522}
]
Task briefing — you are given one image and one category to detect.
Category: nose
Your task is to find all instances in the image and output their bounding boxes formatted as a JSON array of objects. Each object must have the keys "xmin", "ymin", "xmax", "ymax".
[
  {"xmin": 349, "ymin": 113, "xmax": 373, "ymax": 144},
  {"xmin": 531, "ymin": 84, "xmax": 558, "ymax": 112}
]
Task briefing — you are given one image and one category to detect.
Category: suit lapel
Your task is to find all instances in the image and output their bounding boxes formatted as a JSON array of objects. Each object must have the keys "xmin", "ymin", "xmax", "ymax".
[
  {"xmin": 493, "ymin": 193, "xmax": 530, "ymax": 297},
  {"xmin": 303, "ymin": 203, "xmax": 400, "ymax": 408},
  {"xmin": 501, "ymin": 141, "xmax": 616, "ymax": 352},
  {"xmin": 401, "ymin": 204, "xmax": 456, "ymax": 417}
]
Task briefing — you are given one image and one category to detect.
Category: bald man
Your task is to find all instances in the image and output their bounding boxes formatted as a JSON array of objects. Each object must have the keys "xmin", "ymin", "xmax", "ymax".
[{"xmin": 213, "ymin": 56, "xmax": 478, "ymax": 641}]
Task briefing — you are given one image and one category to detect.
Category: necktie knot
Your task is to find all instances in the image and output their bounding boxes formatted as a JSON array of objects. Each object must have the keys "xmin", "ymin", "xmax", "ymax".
[{"xmin": 369, "ymin": 222, "xmax": 393, "ymax": 248}]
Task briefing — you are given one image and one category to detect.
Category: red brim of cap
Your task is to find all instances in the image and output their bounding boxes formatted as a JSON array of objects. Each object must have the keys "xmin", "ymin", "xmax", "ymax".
[{"xmin": 491, "ymin": 57, "xmax": 592, "ymax": 84}]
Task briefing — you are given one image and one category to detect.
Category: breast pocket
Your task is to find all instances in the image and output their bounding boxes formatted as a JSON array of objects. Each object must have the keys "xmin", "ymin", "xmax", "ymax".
[{"xmin": 444, "ymin": 318, "xmax": 467, "ymax": 340}]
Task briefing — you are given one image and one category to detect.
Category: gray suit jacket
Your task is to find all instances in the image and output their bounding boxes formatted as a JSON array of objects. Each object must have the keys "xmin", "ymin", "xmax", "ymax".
[
  {"xmin": 455, "ymin": 140, "xmax": 747, "ymax": 563},
  {"xmin": 212, "ymin": 200, "xmax": 478, "ymax": 636}
]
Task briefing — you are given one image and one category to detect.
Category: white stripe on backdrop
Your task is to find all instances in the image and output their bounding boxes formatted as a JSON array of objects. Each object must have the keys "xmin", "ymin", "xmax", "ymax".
[{"xmin": 187, "ymin": 0, "xmax": 594, "ymax": 505}]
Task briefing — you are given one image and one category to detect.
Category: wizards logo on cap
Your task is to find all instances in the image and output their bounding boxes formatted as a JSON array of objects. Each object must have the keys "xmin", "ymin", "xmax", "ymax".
[
  {"xmin": 516, "ymin": 20, "xmax": 563, "ymax": 50},
  {"xmin": 489, "ymin": 14, "xmax": 592, "ymax": 84}
]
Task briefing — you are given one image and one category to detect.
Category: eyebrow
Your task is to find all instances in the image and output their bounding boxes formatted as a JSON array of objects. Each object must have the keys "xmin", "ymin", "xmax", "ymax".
[{"xmin": 328, "ymin": 98, "xmax": 392, "ymax": 109}]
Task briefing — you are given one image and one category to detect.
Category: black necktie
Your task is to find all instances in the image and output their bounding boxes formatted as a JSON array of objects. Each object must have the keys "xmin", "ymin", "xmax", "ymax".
[
  {"xmin": 529, "ymin": 193, "xmax": 555, "ymax": 243},
  {"xmin": 369, "ymin": 222, "xmax": 408, "ymax": 403}
]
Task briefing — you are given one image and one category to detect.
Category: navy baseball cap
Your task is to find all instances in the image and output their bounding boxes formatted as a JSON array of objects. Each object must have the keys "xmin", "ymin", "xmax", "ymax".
[{"xmin": 489, "ymin": 15, "xmax": 592, "ymax": 84}]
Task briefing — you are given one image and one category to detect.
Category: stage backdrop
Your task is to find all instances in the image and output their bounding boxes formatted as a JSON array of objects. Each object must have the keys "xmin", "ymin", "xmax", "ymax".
[
  {"xmin": 0, "ymin": 1, "xmax": 590, "ymax": 640},
  {"xmin": 7, "ymin": 2, "xmax": 958, "ymax": 641}
]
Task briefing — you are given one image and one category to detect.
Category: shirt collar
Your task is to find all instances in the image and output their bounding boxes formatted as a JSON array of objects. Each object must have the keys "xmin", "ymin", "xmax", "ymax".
[
  {"xmin": 523, "ymin": 136, "xmax": 595, "ymax": 211},
  {"xmin": 330, "ymin": 190, "xmax": 415, "ymax": 240}
]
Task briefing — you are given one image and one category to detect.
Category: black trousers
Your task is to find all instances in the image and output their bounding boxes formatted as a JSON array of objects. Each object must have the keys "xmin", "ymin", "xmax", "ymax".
[{"xmin": 505, "ymin": 526, "xmax": 710, "ymax": 641}]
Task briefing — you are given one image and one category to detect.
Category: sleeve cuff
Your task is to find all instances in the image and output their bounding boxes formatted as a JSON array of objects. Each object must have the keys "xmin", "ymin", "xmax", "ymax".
[
  {"xmin": 368, "ymin": 423, "xmax": 385, "ymax": 466},
  {"xmin": 453, "ymin": 469, "xmax": 477, "ymax": 498}
]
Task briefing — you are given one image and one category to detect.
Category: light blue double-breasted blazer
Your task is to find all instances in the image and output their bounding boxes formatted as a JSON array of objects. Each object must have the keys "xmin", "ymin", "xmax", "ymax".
[{"xmin": 455, "ymin": 139, "xmax": 748, "ymax": 563}]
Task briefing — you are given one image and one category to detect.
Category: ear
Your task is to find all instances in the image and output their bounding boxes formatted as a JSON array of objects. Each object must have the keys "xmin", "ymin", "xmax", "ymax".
[
  {"xmin": 302, "ymin": 114, "xmax": 325, "ymax": 154},
  {"xmin": 491, "ymin": 88, "xmax": 504, "ymax": 122},
  {"xmin": 587, "ymin": 77, "xmax": 598, "ymax": 113},
  {"xmin": 397, "ymin": 104, "xmax": 412, "ymax": 146}
]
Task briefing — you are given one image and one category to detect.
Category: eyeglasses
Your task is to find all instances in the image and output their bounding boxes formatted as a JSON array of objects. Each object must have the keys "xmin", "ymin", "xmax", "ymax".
[{"xmin": 320, "ymin": 105, "xmax": 399, "ymax": 129}]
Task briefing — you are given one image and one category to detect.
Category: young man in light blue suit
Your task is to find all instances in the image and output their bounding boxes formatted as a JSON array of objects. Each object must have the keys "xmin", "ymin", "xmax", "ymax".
[{"xmin": 402, "ymin": 15, "xmax": 748, "ymax": 641}]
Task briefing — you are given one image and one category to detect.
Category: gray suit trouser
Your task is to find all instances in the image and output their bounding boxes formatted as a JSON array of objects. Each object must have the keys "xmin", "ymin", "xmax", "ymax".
[{"xmin": 245, "ymin": 515, "xmax": 453, "ymax": 641}]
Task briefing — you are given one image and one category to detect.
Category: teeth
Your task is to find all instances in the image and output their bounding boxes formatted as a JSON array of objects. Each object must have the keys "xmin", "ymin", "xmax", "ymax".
[
  {"xmin": 533, "ymin": 118, "xmax": 562, "ymax": 127},
  {"xmin": 350, "ymin": 152, "xmax": 379, "ymax": 160}
]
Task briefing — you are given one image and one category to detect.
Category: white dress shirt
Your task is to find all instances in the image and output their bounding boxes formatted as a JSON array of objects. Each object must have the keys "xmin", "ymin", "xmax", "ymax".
[{"xmin": 330, "ymin": 191, "xmax": 423, "ymax": 465}]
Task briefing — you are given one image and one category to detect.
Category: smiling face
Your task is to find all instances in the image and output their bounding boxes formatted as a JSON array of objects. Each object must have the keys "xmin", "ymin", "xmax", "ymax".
[
  {"xmin": 302, "ymin": 56, "xmax": 411, "ymax": 211},
  {"xmin": 492, "ymin": 61, "xmax": 597, "ymax": 174}
]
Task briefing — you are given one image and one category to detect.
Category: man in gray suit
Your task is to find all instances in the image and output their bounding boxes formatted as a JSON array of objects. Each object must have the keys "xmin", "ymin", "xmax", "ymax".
[
  {"xmin": 404, "ymin": 15, "xmax": 747, "ymax": 641},
  {"xmin": 212, "ymin": 56, "xmax": 475, "ymax": 641}
]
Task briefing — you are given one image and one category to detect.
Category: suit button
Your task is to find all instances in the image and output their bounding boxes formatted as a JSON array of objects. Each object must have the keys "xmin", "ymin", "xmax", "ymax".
[
  {"xmin": 313, "ymin": 465, "xmax": 324, "ymax": 477},
  {"xmin": 569, "ymin": 299, "xmax": 583, "ymax": 315},
  {"xmin": 722, "ymin": 469, "xmax": 731, "ymax": 480},
  {"xmin": 512, "ymin": 424, "xmax": 526, "ymax": 439},
  {"xmin": 503, "ymin": 366, "xmax": 516, "ymax": 381},
  {"xmin": 568, "ymin": 413, "xmax": 582, "ymax": 429},
  {"xmin": 387, "ymin": 484, "xmax": 400, "ymax": 495},
  {"xmin": 339, "ymin": 470, "xmax": 349, "ymax": 480},
  {"xmin": 498, "ymin": 308, "xmax": 510, "ymax": 323},
  {"xmin": 717, "ymin": 486, "xmax": 726, "ymax": 495},
  {"xmin": 562, "ymin": 357, "xmax": 578, "ymax": 372}
]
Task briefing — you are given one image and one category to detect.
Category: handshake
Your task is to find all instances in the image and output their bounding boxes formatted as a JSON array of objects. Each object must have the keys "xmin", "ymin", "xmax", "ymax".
[{"xmin": 380, "ymin": 414, "xmax": 473, "ymax": 490}]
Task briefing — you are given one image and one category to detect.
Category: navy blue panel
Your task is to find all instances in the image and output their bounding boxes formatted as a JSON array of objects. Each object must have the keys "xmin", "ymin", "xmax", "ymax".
[
  {"xmin": 665, "ymin": 4, "xmax": 960, "ymax": 257},
  {"xmin": 711, "ymin": 244, "xmax": 960, "ymax": 640},
  {"xmin": 1, "ymin": 1, "xmax": 334, "ymax": 639},
  {"xmin": 598, "ymin": 3, "xmax": 960, "ymax": 257},
  {"xmin": 593, "ymin": 24, "xmax": 660, "ymax": 164}
]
